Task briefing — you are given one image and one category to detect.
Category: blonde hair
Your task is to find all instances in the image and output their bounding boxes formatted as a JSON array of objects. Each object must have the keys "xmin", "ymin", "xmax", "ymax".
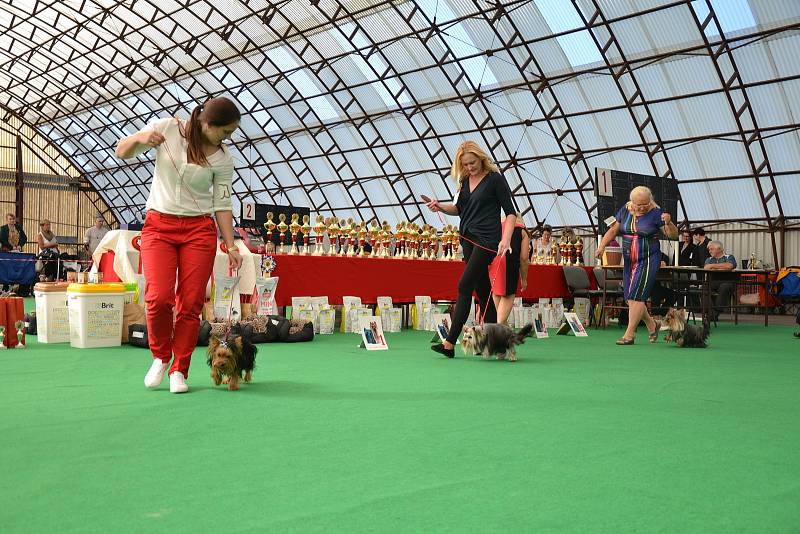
[
  {"xmin": 626, "ymin": 185, "xmax": 659, "ymax": 212},
  {"xmin": 450, "ymin": 141, "xmax": 499, "ymax": 188}
]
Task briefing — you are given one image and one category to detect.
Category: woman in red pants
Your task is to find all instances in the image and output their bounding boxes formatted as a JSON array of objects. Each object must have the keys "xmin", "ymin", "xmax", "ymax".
[{"xmin": 116, "ymin": 97, "xmax": 243, "ymax": 393}]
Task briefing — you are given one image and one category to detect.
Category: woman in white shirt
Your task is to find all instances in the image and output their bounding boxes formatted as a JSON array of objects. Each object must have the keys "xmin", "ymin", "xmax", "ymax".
[
  {"xmin": 116, "ymin": 97, "xmax": 243, "ymax": 394},
  {"xmin": 37, "ymin": 219, "xmax": 60, "ymax": 281},
  {"xmin": 531, "ymin": 224, "xmax": 554, "ymax": 260}
]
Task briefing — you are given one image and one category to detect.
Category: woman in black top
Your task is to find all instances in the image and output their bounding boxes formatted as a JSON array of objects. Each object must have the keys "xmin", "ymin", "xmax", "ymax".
[
  {"xmin": 678, "ymin": 230, "xmax": 695, "ymax": 266},
  {"xmin": 425, "ymin": 141, "xmax": 517, "ymax": 358}
]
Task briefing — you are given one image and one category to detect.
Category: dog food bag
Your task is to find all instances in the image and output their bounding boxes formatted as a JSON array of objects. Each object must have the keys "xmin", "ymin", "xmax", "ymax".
[
  {"xmin": 212, "ymin": 274, "xmax": 241, "ymax": 322},
  {"xmin": 253, "ymin": 276, "xmax": 279, "ymax": 316},
  {"xmin": 318, "ymin": 308, "xmax": 335, "ymax": 334},
  {"xmin": 413, "ymin": 296, "xmax": 432, "ymax": 330},
  {"xmin": 341, "ymin": 296, "xmax": 362, "ymax": 332}
]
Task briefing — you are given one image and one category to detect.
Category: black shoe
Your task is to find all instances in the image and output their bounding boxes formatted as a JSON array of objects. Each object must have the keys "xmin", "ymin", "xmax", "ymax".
[{"xmin": 431, "ymin": 343, "xmax": 455, "ymax": 358}]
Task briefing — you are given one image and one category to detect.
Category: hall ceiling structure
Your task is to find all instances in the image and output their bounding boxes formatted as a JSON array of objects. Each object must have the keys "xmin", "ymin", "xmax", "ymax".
[{"xmin": 1, "ymin": 0, "xmax": 799, "ymax": 247}]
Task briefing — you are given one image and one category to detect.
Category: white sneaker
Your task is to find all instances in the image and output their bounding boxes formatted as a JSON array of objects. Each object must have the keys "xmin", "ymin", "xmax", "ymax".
[
  {"xmin": 169, "ymin": 372, "xmax": 189, "ymax": 394},
  {"xmin": 144, "ymin": 359, "xmax": 168, "ymax": 389}
]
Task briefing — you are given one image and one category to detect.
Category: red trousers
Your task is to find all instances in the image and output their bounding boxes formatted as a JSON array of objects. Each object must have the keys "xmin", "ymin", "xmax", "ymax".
[{"xmin": 140, "ymin": 211, "xmax": 217, "ymax": 378}]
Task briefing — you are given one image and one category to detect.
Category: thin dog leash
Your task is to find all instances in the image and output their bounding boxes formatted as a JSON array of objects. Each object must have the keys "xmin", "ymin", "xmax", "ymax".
[{"xmin": 429, "ymin": 207, "xmax": 503, "ymax": 325}]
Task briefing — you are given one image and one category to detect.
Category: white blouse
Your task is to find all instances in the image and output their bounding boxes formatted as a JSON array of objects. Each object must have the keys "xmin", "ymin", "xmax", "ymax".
[{"xmin": 131, "ymin": 117, "xmax": 234, "ymax": 216}]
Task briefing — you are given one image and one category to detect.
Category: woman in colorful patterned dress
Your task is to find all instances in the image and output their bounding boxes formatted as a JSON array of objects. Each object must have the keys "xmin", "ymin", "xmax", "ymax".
[{"xmin": 596, "ymin": 186, "xmax": 678, "ymax": 345}]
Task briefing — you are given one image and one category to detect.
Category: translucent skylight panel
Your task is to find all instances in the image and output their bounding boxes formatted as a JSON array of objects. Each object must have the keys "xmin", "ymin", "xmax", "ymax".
[
  {"xmin": 535, "ymin": 0, "xmax": 603, "ymax": 67},
  {"xmin": 416, "ymin": 0, "xmax": 498, "ymax": 87},
  {"xmin": 710, "ymin": 0, "xmax": 758, "ymax": 33}
]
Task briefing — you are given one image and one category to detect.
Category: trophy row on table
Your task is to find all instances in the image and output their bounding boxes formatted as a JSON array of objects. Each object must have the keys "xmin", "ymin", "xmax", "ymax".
[
  {"xmin": 263, "ymin": 213, "xmax": 462, "ymax": 260},
  {"xmin": 530, "ymin": 236, "xmax": 584, "ymax": 266}
]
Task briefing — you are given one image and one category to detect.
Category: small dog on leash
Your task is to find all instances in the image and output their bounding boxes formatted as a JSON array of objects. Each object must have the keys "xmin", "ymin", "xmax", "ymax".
[
  {"xmin": 663, "ymin": 308, "xmax": 710, "ymax": 348},
  {"xmin": 207, "ymin": 328, "xmax": 257, "ymax": 391},
  {"xmin": 461, "ymin": 323, "xmax": 533, "ymax": 361}
]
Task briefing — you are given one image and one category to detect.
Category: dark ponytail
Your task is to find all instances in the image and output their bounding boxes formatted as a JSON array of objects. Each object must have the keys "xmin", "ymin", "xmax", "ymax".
[{"xmin": 185, "ymin": 97, "xmax": 241, "ymax": 166}]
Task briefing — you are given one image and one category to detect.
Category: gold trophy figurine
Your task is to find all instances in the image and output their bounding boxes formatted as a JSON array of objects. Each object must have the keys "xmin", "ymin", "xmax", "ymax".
[
  {"xmin": 369, "ymin": 221, "xmax": 381, "ymax": 258},
  {"xmin": 313, "ymin": 215, "xmax": 325, "ymax": 256},
  {"xmin": 549, "ymin": 240, "xmax": 559, "ymax": 265},
  {"xmin": 429, "ymin": 227, "xmax": 439, "ymax": 260},
  {"xmin": 357, "ymin": 223, "xmax": 368, "ymax": 257},
  {"xmin": 15, "ymin": 321, "xmax": 25, "ymax": 349},
  {"xmin": 420, "ymin": 225, "xmax": 431, "ymax": 261},
  {"xmin": 327, "ymin": 217, "xmax": 339, "ymax": 256},
  {"xmin": 264, "ymin": 212, "xmax": 276, "ymax": 252},
  {"xmin": 440, "ymin": 225, "xmax": 451, "ymax": 261},
  {"xmin": 347, "ymin": 219, "xmax": 358, "ymax": 257},
  {"xmin": 559, "ymin": 236, "xmax": 568, "ymax": 266},
  {"xmin": 405, "ymin": 224, "xmax": 415, "ymax": 259},
  {"xmin": 565, "ymin": 237, "xmax": 575, "ymax": 266},
  {"xmin": 301, "ymin": 214, "xmax": 312, "ymax": 255},
  {"xmin": 394, "ymin": 222, "xmax": 405, "ymax": 258},
  {"xmin": 338, "ymin": 218, "xmax": 349, "ymax": 257},
  {"xmin": 289, "ymin": 213, "xmax": 301, "ymax": 255},
  {"xmin": 451, "ymin": 228, "xmax": 460, "ymax": 261},
  {"xmin": 381, "ymin": 221, "xmax": 392, "ymax": 258},
  {"xmin": 574, "ymin": 236, "xmax": 583, "ymax": 266},
  {"xmin": 277, "ymin": 213, "xmax": 288, "ymax": 254}
]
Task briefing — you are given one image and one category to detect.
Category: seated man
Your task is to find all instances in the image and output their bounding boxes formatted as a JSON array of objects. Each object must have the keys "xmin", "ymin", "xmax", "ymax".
[{"xmin": 704, "ymin": 241, "xmax": 737, "ymax": 321}]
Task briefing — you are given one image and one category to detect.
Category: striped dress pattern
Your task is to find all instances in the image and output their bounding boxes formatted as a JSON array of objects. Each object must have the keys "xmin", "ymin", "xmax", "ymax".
[{"xmin": 616, "ymin": 206, "xmax": 663, "ymax": 302}]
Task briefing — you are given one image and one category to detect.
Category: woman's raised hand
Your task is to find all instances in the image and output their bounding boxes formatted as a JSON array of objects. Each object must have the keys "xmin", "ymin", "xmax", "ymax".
[
  {"xmin": 426, "ymin": 199, "xmax": 440, "ymax": 212},
  {"xmin": 139, "ymin": 131, "xmax": 165, "ymax": 148},
  {"xmin": 661, "ymin": 212, "xmax": 672, "ymax": 225}
]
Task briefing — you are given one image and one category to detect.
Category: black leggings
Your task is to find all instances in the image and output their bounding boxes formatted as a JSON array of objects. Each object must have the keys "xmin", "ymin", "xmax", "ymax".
[{"xmin": 446, "ymin": 238, "xmax": 497, "ymax": 345}]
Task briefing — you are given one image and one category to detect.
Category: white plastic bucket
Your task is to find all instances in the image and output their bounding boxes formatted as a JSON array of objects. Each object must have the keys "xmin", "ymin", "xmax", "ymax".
[
  {"xmin": 67, "ymin": 283, "xmax": 125, "ymax": 349},
  {"xmin": 34, "ymin": 282, "xmax": 70, "ymax": 343}
]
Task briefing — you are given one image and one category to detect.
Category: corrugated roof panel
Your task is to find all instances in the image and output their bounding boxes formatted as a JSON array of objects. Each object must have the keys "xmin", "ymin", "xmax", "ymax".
[
  {"xmin": 774, "ymin": 174, "xmax": 800, "ymax": 217},
  {"xmin": 750, "ymin": 0, "xmax": 800, "ymax": 26},
  {"xmin": 669, "ymin": 139, "xmax": 752, "ymax": 180},
  {"xmin": 612, "ymin": 5, "xmax": 702, "ymax": 60}
]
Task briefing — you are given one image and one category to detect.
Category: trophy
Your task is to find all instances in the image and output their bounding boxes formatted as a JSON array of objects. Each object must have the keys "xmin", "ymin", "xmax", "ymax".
[
  {"xmin": 440, "ymin": 225, "xmax": 451, "ymax": 261},
  {"xmin": 289, "ymin": 213, "xmax": 301, "ymax": 255},
  {"xmin": 381, "ymin": 221, "xmax": 392, "ymax": 258},
  {"xmin": 357, "ymin": 223, "xmax": 368, "ymax": 257},
  {"xmin": 566, "ymin": 238, "xmax": 575, "ymax": 265},
  {"xmin": 0, "ymin": 326, "xmax": 5, "ymax": 349},
  {"xmin": 347, "ymin": 218, "xmax": 358, "ymax": 257},
  {"xmin": 327, "ymin": 217, "xmax": 339, "ymax": 256},
  {"xmin": 277, "ymin": 214, "xmax": 288, "ymax": 254},
  {"xmin": 420, "ymin": 225, "xmax": 430, "ymax": 260},
  {"xmin": 574, "ymin": 236, "xmax": 583, "ymax": 266},
  {"xmin": 264, "ymin": 212, "xmax": 276, "ymax": 252},
  {"xmin": 312, "ymin": 215, "xmax": 325, "ymax": 256},
  {"xmin": 549, "ymin": 240, "xmax": 558, "ymax": 265},
  {"xmin": 559, "ymin": 236, "xmax": 568, "ymax": 265},
  {"xmin": 429, "ymin": 227, "xmax": 439, "ymax": 260},
  {"xmin": 369, "ymin": 221, "xmax": 381, "ymax": 258},
  {"xmin": 338, "ymin": 218, "xmax": 348, "ymax": 257},
  {"xmin": 301, "ymin": 214, "xmax": 311, "ymax": 255},
  {"xmin": 410, "ymin": 224, "xmax": 420, "ymax": 259},
  {"xmin": 451, "ymin": 228, "xmax": 460, "ymax": 260},
  {"xmin": 394, "ymin": 222, "xmax": 405, "ymax": 258},
  {"xmin": 14, "ymin": 321, "xmax": 25, "ymax": 349}
]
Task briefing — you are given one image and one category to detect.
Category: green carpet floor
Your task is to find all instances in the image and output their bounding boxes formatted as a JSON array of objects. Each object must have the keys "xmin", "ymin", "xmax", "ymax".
[{"xmin": 2, "ymin": 317, "xmax": 799, "ymax": 533}]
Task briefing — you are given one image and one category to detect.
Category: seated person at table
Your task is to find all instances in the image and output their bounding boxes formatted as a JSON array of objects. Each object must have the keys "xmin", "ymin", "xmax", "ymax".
[
  {"xmin": 37, "ymin": 219, "xmax": 60, "ymax": 282},
  {"xmin": 678, "ymin": 230, "xmax": 695, "ymax": 266},
  {"xmin": 1, "ymin": 213, "xmax": 27, "ymax": 252},
  {"xmin": 704, "ymin": 241, "xmax": 737, "ymax": 321},
  {"xmin": 531, "ymin": 224, "xmax": 554, "ymax": 260}
]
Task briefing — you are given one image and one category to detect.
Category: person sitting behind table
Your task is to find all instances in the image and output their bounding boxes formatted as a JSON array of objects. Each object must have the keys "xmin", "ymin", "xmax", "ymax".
[
  {"xmin": 0, "ymin": 213, "xmax": 27, "ymax": 252},
  {"xmin": 678, "ymin": 229, "xmax": 695, "ymax": 266},
  {"xmin": 704, "ymin": 240, "xmax": 737, "ymax": 321},
  {"xmin": 37, "ymin": 219, "xmax": 60, "ymax": 282},
  {"xmin": 84, "ymin": 215, "xmax": 109, "ymax": 256},
  {"xmin": 692, "ymin": 228, "xmax": 711, "ymax": 268},
  {"xmin": 531, "ymin": 224, "xmax": 554, "ymax": 259}
]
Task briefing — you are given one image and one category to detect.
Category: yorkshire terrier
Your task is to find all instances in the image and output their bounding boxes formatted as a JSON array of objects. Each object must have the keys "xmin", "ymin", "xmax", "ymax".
[
  {"xmin": 663, "ymin": 308, "xmax": 710, "ymax": 348},
  {"xmin": 461, "ymin": 323, "xmax": 533, "ymax": 362},
  {"xmin": 207, "ymin": 329, "xmax": 257, "ymax": 391}
]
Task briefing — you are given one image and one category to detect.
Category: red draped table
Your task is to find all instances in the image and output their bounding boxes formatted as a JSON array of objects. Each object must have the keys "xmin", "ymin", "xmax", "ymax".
[{"xmin": 270, "ymin": 254, "xmax": 595, "ymax": 306}]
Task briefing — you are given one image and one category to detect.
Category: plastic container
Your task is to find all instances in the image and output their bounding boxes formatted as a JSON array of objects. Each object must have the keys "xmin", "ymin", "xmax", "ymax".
[
  {"xmin": 34, "ymin": 282, "xmax": 70, "ymax": 343},
  {"xmin": 123, "ymin": 282, "xmax": 138, "ymax": 305},
  {"xmin": 67, "ymin": 283, "xmax": 126, "ymax": 348}
]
